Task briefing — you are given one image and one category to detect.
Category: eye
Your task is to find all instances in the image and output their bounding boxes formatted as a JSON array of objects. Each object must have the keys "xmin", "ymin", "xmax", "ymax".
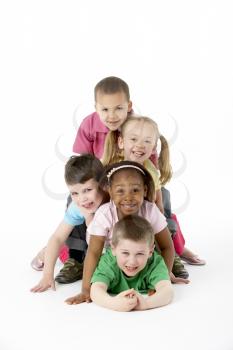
[
  {"xmin": 71, "ymin": 192, "xmax": 78, "ymax": 196},
  {"xmin": 116, "ymin": 189, "xmax": 124, "ymax": 194},
  {"xmin": 130, "ymin": 138, "xmax": 137, "ymax": 142},
  {"xmin": 83, "ymin": 188, "xmax": 92, "ymax": 193},
  {"xmin": 145, "ymin": 140, "xmax": 152, "ymax": 144},
  {"xmin": 122, "ymin": 252, "xmax": 129, "ymax": 256},
  {"xmin": 102, "ymin": 108, "xmax": 108, "ymax": 112},
  {"xmin": 137, "ymin": 253, "xmax": 144, "ymax": 256},
  {"xmin": 117, "ymin": 106, "xmax": 123, "ymax": 110},
  {"xmin": 133, "ymin": 188, "xmax": 140, "ymax": 193}
]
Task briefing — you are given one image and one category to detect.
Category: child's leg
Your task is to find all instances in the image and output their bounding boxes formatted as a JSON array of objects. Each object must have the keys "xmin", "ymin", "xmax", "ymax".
[
  {"xmin": 172, "ymin": 213, "xmax": 206, "ymax": 265},
  {"xmin": 171, "ymin": 214, "xmax": 185, "ymax": 255},
  {"xmin": 55, "ymin": 222, "xmax": 87, "ymax": 284}
]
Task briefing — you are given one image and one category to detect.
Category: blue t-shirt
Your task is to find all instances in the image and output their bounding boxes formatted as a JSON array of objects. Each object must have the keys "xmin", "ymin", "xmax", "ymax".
[{"xmin": 63, "ymin": 202, "xmax": 85, "ymax": 226}]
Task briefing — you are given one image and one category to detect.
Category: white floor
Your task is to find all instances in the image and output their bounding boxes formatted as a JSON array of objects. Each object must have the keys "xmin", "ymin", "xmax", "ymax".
[
  {"xmin": 1, "ymin": 2, "xmax": 233, "ymax": 349},
  {"xmin": 1, "ymin": 224, "xmax": 233, "ymax": 350}
]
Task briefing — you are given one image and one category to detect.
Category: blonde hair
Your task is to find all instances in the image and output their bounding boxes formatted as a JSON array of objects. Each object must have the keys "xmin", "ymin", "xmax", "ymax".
[{"xmin": 102, "ymin": 115, "xmax": 172, "ymax": 185}]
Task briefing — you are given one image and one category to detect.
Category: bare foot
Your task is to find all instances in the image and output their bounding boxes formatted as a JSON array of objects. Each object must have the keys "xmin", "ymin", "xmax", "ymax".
[{"xmin": 180, "ymin": 247, "xmax": 206, "ymax": 265}]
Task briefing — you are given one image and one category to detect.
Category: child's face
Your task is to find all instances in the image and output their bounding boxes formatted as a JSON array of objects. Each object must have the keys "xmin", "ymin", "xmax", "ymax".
[
  {"xmin": 118, "ymin": 121, "xmax": 156, "ymax": 164},
  {"xmin": 109, "ymin": 169, "xmax": 147, "ymax": 219},
  {"xmin": 112, "ymin": 239, "xmax": 153, "ymax": 277},
  {"xmin": 68, "ymin": 178, "xmax": 103, "ymax": 215},
  {"xmin": 95, "ymin": 92, "xmax": 132, "ymax": 131}
]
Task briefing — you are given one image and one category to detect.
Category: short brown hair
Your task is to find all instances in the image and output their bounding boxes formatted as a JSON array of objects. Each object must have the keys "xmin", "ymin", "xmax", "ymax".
[
  {"xmin": 65, "ymin": 154, "xmax": 104, "ymax": 185},
  {"xmin": 94, "ymin": 76, "xmax": 130, "ymax": 101},
  {"xmin": 112, "ymin": 215, "xmax": 154, "ymax": 247}
]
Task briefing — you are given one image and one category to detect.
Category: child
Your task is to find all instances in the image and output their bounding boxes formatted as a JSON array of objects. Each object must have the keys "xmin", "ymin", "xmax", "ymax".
[
  {"xmin": 90, "ymin": 215, "xmax": 173, "ymax": 311},
  {"xmin": 65, "ymin": 161, "xmax": 175, "ymax": 305},
  {"xmin": 102, "ymin": 115, "xmax": 205, "ymax": 269},
  {"xmin": 30, "ymin": 154, "xmax": 108, "ymax": 293},
  {"xmin": 73, "ymin": 76, "xmax": 133, "ymax": 158}
]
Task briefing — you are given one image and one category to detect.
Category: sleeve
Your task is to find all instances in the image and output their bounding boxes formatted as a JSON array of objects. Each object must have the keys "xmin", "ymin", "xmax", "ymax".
[
  {"xmin": 63, "ymin": 202, "xmax": 85, "ymax": 226},
  {"xmin": 148, "ymin": 253, "xmax": 170, "ymax": 289},
  {"xmin": 145, "ymin": 159, "xmax": 161, "ymax": 190},
  {"xmin": 91, "ymin": 250, "xmax": 116, "ymax": 287},
  {"xmin": 73, "ymin": 118, "xmax": 94, "ymax": 154},
  {"xmin": 146, "ymin": 202, "xmax": 167, "ymax": 234},
  {"xmin": 86, "ymin": 206, "xmax": 112, "ymax": 242}
]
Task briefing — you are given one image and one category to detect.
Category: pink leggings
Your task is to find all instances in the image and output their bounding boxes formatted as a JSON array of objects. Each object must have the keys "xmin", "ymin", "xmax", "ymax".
[{"xmin": 171, "ymin": 213, "xmax": 185, "ymax": 255}]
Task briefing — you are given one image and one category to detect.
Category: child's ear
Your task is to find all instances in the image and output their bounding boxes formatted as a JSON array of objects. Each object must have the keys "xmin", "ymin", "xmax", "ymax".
[
  {"xmin": 111, "ymin": 243, "xmax": 116, "ymax": 256},
  {"xmin": 118, "ymin": 136, "xmax": 124, "ymax": 150},
  {"xmin": 127, "ymin": 100, "xmax": 133, "ymax": 112},
  {"xmin": 149, "ymin": 244, "xmax": 154, "ymax": 257}
]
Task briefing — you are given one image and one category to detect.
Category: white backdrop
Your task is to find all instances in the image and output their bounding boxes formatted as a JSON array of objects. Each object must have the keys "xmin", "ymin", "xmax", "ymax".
[{"xmin": 0, "ymin": 1, "xmax": 233, "ymax": 349}]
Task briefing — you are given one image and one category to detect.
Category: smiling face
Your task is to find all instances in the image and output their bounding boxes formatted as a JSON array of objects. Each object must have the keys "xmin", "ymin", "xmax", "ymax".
[
  {"xmin": 108, "ymin": 169, "xmax": 147, "ymax": 219},
  {"xmin": 68, "ymin": 178, "xmax": 103, "ymax": 214},
  {"xmin": 95, "ymin": 92, "xmax": 132, "ymax": 131},
  {"xmin": 118, "ymin": 120, "xmax": 157, "ymax": 164},
  {"xmin": 112, "ymin": 238, "xmax": 153, "ymax": 277}
]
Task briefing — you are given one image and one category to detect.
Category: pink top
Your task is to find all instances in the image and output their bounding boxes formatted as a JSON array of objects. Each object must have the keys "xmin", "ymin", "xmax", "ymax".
[
  {"xmin": 73, "ymin": 111, "xmax": 158, "ymax": 164},
  {"xmin": 73, "ymin": 112, "xmax": 108, "ymax": 159},
  {"xmin": 87, "ymin": 200, "xmax": 167, "ymax": 247}
]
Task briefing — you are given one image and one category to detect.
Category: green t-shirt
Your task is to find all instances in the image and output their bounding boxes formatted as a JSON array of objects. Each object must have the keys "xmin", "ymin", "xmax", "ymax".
[{"xmin": 91, "ymin": 249, "xmax": 169, "ymax": 294}]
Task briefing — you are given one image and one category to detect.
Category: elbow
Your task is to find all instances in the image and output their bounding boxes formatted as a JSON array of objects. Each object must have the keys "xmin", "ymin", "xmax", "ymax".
[{"xmin": 164, "ymin": 284, "xmax": 174, "ymax": 305}]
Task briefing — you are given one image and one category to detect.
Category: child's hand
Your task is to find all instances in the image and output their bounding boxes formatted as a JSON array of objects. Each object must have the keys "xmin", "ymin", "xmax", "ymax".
[
  {"xmin": 113, "ymin": 289, "xmax": 138, "ymax": 312},
  {"xmin": 30, "ymin": 275, "xmax": 55, "ymax": 293},
  {"xmin": 133, "ymin": 291, "xmax": 148, "ymax": 311},
  {"xmin": 170, "ymin": 272, "xmax": 190, "ymax": 284},
  {"xmin": 65, "ymin": 291, "xmax": 92, "ymax": 305}
]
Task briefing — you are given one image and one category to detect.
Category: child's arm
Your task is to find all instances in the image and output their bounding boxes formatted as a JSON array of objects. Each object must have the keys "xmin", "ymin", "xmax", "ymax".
[
  {"xmin": 65, "ymin": 234, "xmax": 105, "ymax": 305},
  {"xmin": 155, "ymin": 227, "xmax": 175, "ymax": 273},
  {"xmin": 90, "ymin": 283, "xmax": 137, "ymax": 312},
  {"xmin": 134, "ymin": 280, "xmax": 173, "ymax": 310},
  {"xmin": 30, "ymin": 221, "xmax": 74, "ymax": 293}
]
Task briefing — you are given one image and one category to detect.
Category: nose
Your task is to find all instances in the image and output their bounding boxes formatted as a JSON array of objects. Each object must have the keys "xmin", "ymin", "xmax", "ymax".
[
  {"xmin": 79, "ymin": 192, "xmax": 88, "ymax": 204},
  {"xmin": 127, "ymin": 255, "xmax": 137, "ymax": 266},
  {"xmin": 122, "ymin": 190, "xmax": 134, "ymax": 201},
  {"xmin": 135, "ymin": 140, "xmax": 144, "ymax": 148}
]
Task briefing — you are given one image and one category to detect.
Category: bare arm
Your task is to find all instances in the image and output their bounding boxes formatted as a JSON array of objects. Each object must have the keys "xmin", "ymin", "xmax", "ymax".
[
  {"xmin": 155, "ymin": 227, "xmax": 175, "ymax": 273},
  {"xmin": 90, "ymin": 283, "xmax": 137, "ymax": 312},
  {"xmin": 134, "ymin": 280, "xmax": 173, "ymax": 310},
  {"xmin": 30, "ymin": 221, "xmax": 74, "ymax": 293},
  {"xmin": 65, "ymin": 235, "xmax": 105, "ymax": 305}
]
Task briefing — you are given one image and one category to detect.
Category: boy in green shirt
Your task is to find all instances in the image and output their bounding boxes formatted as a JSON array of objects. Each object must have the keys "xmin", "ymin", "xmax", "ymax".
[{"xmin": 91, "ymin": 215, "xmax": 173, "ymax": 312}]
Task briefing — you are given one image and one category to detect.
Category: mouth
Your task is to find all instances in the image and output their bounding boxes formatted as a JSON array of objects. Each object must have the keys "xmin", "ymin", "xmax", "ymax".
[
  {"xmin": 82, "ymin": 202, "xmax": 95, "ymax": 210},
  {"xmin": 107, "ymin": 120, "xmax": 120, "ymax": 127},
  {"xmin": 120, "ymin": 203, "xmax": 138, "ymax": 212},
  {"xmin": 124, "ymin": 266, "xmax": 138, "ymax": 275},
  {"xmin": 132, "ymin": 151, "xmax": 145, "ymax": 158}
]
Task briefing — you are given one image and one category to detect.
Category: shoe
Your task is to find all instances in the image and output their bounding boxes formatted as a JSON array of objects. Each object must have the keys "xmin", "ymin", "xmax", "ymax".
[
  {"xmin": 55, "ymin": 258, "xmax": 83, "ymax": 284},
  {"xmin": 31, "ymin": 248, "xmax": 46, "ymax": 271},
  {"xmin": 180, "ymin": 255, "xmax": 206, "ymax": 265},
  {"xmin": 172, "ymin": 255, "xmax": 189, "ymax": 279}
]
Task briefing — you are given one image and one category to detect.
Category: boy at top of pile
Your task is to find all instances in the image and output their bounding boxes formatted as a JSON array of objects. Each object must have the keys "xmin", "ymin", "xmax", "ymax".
[{"xmin": 90, "ymin": 215, "xmax": 173, "ymax": 312}]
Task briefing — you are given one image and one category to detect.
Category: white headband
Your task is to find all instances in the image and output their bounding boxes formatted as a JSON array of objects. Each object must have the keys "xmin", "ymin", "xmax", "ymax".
[{"xmin": 106, "ymin": 165, "xmax": 145, "ymax": 180}]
